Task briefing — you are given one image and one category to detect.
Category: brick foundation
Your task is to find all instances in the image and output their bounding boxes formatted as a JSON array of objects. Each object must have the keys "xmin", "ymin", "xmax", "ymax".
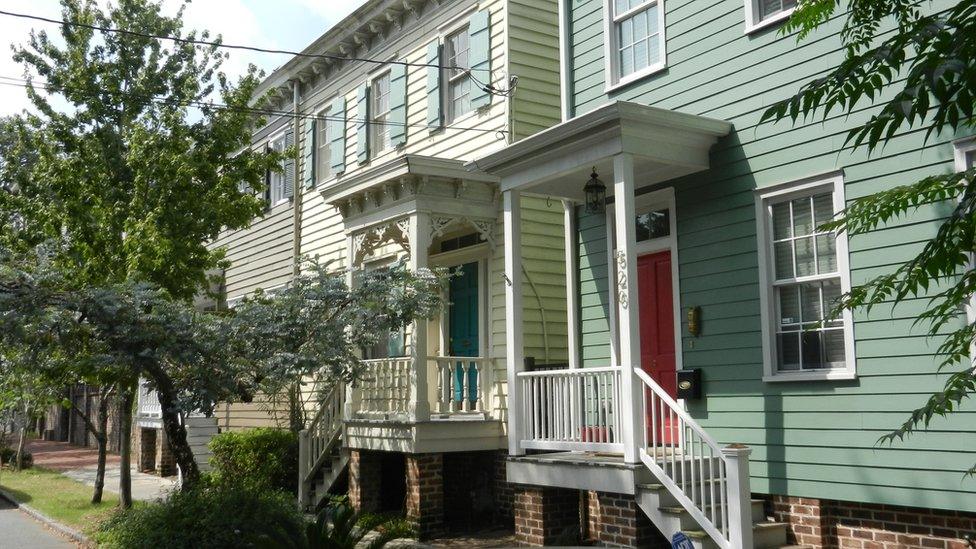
[
  {"xmin": 406, "ymin": 453, "xmax": 444, "ymax": 540},
  {"xmin": 586, "ymin": 491, "xmax": 669, "ymax": 548},
  {"xmin": 514, "ymin": 485, "xmax": 581, "ymax": 546},
  {"xmin": 136, "ymin": 428, "xmax": 157, "ymax": 473},
  {"xmin": 493, "ymin": 449, "xmax": 514, "ymax": 523},
  {"xmin": 154, "ymin": 428, "xmax": 176, "ymax": 477},
  {"xmin": 348, "ymin": 450, "xmax": 382, "ymax": 513},
  {"xmin": 769, "ymin": 495, "xmax": 976, "ymax": 549}
]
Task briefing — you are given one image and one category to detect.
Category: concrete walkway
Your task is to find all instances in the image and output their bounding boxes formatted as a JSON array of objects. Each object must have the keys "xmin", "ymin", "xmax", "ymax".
[
  {"xmin": 0, "ymin": 498, "xmax": 76, "ymax": 548},
  {"xmin": 28, "ymin": 439, "xmax": 177, "ymax": 502}
]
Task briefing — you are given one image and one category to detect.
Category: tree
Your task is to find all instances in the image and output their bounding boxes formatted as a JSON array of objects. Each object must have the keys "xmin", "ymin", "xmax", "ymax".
[
  {"xmin": 1, "ymin": 0, "xmax": 281, "ymax": 506},
  {"xmin": 762, "ymin": 0, "xmax": 976, "ymax": 468},
  {"xmin": 0, "ymin": 246, "xmax": 446, "ymax": 489}
]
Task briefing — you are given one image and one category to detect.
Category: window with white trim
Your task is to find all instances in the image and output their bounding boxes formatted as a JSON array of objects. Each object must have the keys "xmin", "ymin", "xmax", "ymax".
[
  {"xmin": 371, "ymin": 71, "xmax": 392, "ymax": 155},
  {"xmin": 606, "ymin": 0, "xmax": 665, "ymax": 86},
  {"xmin": 268, "ymin": 134, "xmax": 288, "ymax": 205},
  {"xmin": 745, "ymin": 0, "xmax": 796, "ymax": 32},
  {"xmin": 445, "ymin": 26, "xmax": 473, "ymax": 123},
  {"xmin": 316, "ymin": 107, "xmax": 333, "ymax": 184},
  {"xmin": 758, "ymin": 175, "xmax": 854, "ymax": 380}
]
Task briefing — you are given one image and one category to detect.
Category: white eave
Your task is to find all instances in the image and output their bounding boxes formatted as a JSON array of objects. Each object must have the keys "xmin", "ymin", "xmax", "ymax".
[{"xmin": 467, "ymin": 101, "xmax": 732, "ymax": 198}]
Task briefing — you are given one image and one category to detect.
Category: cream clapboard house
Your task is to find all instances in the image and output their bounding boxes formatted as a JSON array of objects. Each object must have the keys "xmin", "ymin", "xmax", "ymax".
[{"xmin": 193, "ymin": 0, "xmax": 569, "ymax": 537}]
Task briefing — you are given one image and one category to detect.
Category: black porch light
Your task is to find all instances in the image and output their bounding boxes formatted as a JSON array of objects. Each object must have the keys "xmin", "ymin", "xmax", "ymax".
[{"xmin": 583, "ymin": 168, "xmax": 606, "ymax": 214}]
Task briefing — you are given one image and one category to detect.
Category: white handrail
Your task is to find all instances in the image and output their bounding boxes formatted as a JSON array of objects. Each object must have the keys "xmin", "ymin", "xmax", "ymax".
[
  {"xmin": 634, "ymin": 367, "xmax": 752, "ymax": 549},
  {"xmin": 516, "ymin": 365, "xmax": 621, "ymax": 377},
  {"xmin": 298, "ymin": 383, "xmax": 345, "ymax": 507}
]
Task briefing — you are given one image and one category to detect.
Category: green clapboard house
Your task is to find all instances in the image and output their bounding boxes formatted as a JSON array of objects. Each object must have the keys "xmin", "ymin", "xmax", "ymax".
[{"xmin": 471, "ymin": 0, "xmax": 976, "ymax": 547}]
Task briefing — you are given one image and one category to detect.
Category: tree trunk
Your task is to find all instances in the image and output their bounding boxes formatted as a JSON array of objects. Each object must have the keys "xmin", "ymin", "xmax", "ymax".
[
  {"xmin": 142, "ymin": 363, "xmax": 199, "ymax": 489},
  {"xmin": 91, "ymin": 392, "xmax": 109, "ymax": 504},
  {"xmin": 118, "ymin": 385, "xmax": 134, "ymax": 509},
  {"xmin": 15, "ymin": 403, "xmax": 27, "ymax": 471}
]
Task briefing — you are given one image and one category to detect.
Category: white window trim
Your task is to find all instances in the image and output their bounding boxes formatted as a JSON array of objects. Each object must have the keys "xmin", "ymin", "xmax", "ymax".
[
  {"xmin": 369, "ymin": 69, "xmax": 393, "ymax": 157},
  {"xmin": 953, "ymin": 137, "xmax": 976, "ymax": 365},
  {"xmin": 268, "ymin": 131, "xmax": 290, "ymax": 207},
  {"xmin": 603, "ymin": 0, "xmax": 667, "ymax": 93},
  {"xmin": 743, "ymin": 0, "xmax": 795, "ymax": 34},
  {"xmin": 756, "ymin": 172, "xmax": 857, "ymax": 382},
  {"xmin": 315, "ymin": 102, "xmax": 336, "ymax": 187}
]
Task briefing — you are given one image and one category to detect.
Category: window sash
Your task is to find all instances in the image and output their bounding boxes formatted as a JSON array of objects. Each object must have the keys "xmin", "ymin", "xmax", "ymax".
[
  {"xmin": 316, "ymin": 110, "xmax": 333, "ymax": 183},
  {"xmin": 269, "ymin": 136, "xmax": 286, "ymax": 204},
  {"xmin": 371, "ymin": 73, "xmax": 392, "ymax": 153},
  {"xmin": 445, "ymin": 28, "xmax": 473, "ymax": 123},
  {"xmin": 612, "ymin": 0, "xmax": 661, "ymax": 79},
  {"xmin": 757, "ymin": 0, "xmax": 796, "ymax": 22}
]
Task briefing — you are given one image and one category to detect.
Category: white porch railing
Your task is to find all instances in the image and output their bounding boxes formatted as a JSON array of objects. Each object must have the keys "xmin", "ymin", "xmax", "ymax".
[
  {"xmin": 635, "ymin": 368, "xmax": 752, "ymax": 549},
  {"xmin": 298, "ymin": 383, "xmax": 346, "ymax": 507},
  {"xmin": 357, "ymin": 357, "xmax": 412, "ymax": 418},
  {"xmin": 431, "ymin": 356, "xmax": 492, "ymax": 415},
  {"xmin": 137, "ymin": 380, "xmax": 162, "ymax": 418},
  {"xmin": 516, "ymin": 366, "xmax": 623, "ymax": 453}
]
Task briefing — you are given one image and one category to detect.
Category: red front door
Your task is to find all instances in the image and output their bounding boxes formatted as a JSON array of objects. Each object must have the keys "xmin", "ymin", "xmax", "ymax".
[{"xmin": 637, "ymin": 251, "xmax": 678, "ymax": 445}]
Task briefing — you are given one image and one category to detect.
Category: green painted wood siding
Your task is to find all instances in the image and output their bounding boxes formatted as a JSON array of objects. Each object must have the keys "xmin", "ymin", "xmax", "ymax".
[
  {"xmin": 508, "ymin": 0, "xmax": 562, "ymax": 139},
  {"xmin": 570, "ymin": 0, "xmax": 976, "ymax": 512}
]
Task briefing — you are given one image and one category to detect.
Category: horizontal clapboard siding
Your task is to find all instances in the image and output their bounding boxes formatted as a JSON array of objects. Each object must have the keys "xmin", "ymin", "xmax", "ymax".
[
  {"xmin": 508, "ymin": 0, "xmax": 562, "ymax": 138},
  {"xmin": 571, "ymin": 0, "xmax": 976, "ymax": 512}
]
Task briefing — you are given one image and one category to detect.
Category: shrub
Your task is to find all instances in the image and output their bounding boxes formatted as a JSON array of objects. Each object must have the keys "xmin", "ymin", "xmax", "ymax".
[
  {"xmin": 92, "ymin": 484, "xmax": 306, "ymax": 549},
  {"xmin": 208, "ymin": 428, "xmax": 298, "ymax": 494},
  {"xmin": 0, "ymin": 446, "xmax": 33, "ymax": 469}
]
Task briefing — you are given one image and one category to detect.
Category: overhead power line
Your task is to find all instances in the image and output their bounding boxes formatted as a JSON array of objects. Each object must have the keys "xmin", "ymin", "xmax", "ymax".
[{"xmin": 0, "ymin": 75, "xmax": 509, "ymax": 137}]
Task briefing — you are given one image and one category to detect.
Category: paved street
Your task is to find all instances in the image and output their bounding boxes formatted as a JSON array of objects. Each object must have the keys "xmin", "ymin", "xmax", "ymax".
[{"xmin": 0, "ymin": 499, "xmax": 76, "ymax": 548}]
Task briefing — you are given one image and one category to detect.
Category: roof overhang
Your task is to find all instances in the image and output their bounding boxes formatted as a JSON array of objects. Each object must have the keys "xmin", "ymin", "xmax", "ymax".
[{"xmin": 467, "ymin": 101, "xmax": 732, "ymax": 200}]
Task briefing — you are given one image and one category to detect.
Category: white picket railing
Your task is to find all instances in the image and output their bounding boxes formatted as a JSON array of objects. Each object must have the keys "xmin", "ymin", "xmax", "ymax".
[
  {"xmin": 516, "ymin": 366, "xmax": 624, "ymax": 453},
  {"xmin": 431, "ymin": 356, "xmax": 491, "ymax": 414},
  {"xmin": 635, "ymin": 368, "xmax": 752, "ymax": 549},
  {"xmin": 137, "ymin": 380, "xmax": 162, "ymax": 418},
  {"xmin": 357, "ymin": 357, "xmax": 412, "ymax": 418},
  {"xmin": 298, "ymin": 384, "xmax": 345, "ymax": 507}
]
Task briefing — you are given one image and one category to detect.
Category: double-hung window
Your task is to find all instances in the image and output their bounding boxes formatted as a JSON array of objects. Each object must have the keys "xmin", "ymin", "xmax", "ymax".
[
  {"xmin": 316, "ymin": 107, "xmax": 333, "ymax": 184},
  {"xmin": 268, "ymin": 134, "xmax": 288, "ymax": 205},
  {"xmin": 445, "ymin": 27, "xmax": 473, "ymax": 123},
  {"xmin": 745, "ymin": 0, "xmax": 796, "ymax": 32},
  {"xmin": 606, "ymin": 0, "xmax": 665, "ymax": 87},
  {"xmin": 757, "ymin": 174, "xmax": 855, "ymax": 381},
  {"xmin": 370, "ymin": 71, "xmax": 392, "ymax": 155}
]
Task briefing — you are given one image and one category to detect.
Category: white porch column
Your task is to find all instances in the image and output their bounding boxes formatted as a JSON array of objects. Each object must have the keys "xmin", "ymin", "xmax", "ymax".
[
  {"xmin": 612, "ymin": 153, "xmax": 642, "ymax": 463},
  {"xmin": 344, "ymin": 234, "xmax": 360, "ymax": 420},
  {"xmin": 408, "ymin": 211, "xmax": 431, "ymax": 422},
  {"xmin": 562, "ymin": 200, "xmax": 580, "ymax": 370},
  {"xmin": 503, "ymin": 190, "xmax": 526, "ymax": 456}
]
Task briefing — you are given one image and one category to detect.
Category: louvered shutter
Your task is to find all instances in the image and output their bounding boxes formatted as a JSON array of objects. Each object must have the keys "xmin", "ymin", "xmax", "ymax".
[
  {"xmin": 389, "ymin": 63, "xmax": 407, "ymax": 147},
  {"xmin": 356, "ymin": 84, "xmax": 370, "ymax": 164},
  {"xmin": 283, "ymin": 129, "xmax": 295, "ymax": 199},
  {"xmin": 303, "ymin": 119, "xmax": 316, "ymax": 188},
  {"xmin": 264, "ymin": 145, "xmax": 272, "ymax": 208},
  {"xmin": 330, "ymin": 96, "xmax": 347, "ymax": 175},
  {"xmin": 469, "ymin": 10, "xmax": 491, "ymax": 110},
  {"xmin": 426, "ymin": 41, "xmax": 442, "ymax": 127}
]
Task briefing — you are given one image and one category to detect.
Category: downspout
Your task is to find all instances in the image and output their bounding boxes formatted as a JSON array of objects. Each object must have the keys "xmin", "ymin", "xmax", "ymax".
[
  {"xmin": 558, "ymin": 0, "xmax": 572, "ymax": 121},
  {"xmin": 292, "ymin": 79, "xmax": 302, "ymax": 278}
]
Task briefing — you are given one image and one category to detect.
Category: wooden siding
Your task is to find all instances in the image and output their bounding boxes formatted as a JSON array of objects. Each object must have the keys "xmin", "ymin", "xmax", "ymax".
[
  {"xmin": 570, "ymin": 0, "xmax": 976, "ymax": 512},
  {"xmin": 507, "ymin": 0, "xmax": 562, "ymax": 139}
]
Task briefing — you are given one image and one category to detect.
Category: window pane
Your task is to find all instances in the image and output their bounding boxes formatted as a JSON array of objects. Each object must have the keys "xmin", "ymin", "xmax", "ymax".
[
  {"xmin": 800, "ymin": 282, "xmax": 822, "ymax": 322},
  {"xmin": 635, "ymin": 209, "xmax": 669, "ymax": 242},
  {"xmin": 792, "ymin": 197, "xmax": 813, "ymax": 236},
  {"xmin": 633, "ymin": 10, "xmax": 648, "ymax": 42},
  {"xmin": 821, "ymin": 278, "xmax": 842, "ymax": 315},
  {"xmin": 777, "ymin": 332, "xmax": 801, "ymax": 370},
  {"xmin": 778, "ymin": 285, "xmax": 800, "ymax": 326},
  {"xmin": 794, "ymin": 236, "xmax": 815, "ymax": 277},
  {"xmin": 616, "ymin": 5, "xmax": 658, "ymax": 78},
  {"xmin": 620, "ymin": 17, "xmax": 633, "ymax": 45},
  {"xmin": 812, "ymin": 192, "xmax": 833, "ymax": 227},
  {"xmin": 620, "ymin": 45, "xmax": 634, "ymax": 76},
  {"xmin": 801, "ymin": 331, "xmax": 825, "ymax": 370},
  {"xmin": 815, "ymin": 234, "xmax": 837, "ymax": 273},
  {"xmin": 772, "ymin": 202, "xmax": 791, "ymax": 240},
  {"xmin": 634, "ymin": 39, "xmax": 649, "ymax": 72},
  {"xmin": 822, "ymin": 329, "xmax": 846, "ymax": 365},
  {"xmin": 774, "ymin": 241, "xmax": 794, "ymax": 279}
]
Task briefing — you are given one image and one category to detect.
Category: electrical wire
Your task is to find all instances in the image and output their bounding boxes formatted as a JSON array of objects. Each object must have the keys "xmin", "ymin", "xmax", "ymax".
[
  {"xmin": 0, "ymin": 75, "xmax": 509, "ymax": 136},
  {"xmin": 0, "ymin": 8, "xmax": 518, "ymax": 97}
]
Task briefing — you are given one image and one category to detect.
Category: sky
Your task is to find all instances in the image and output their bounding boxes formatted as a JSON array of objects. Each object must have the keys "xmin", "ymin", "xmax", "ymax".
[{"xmin": 0, "ymin": 0, "xmax": 368, "ymax": 116}]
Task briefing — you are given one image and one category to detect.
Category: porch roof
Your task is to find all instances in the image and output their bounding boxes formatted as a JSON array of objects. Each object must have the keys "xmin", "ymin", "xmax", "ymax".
[{"xmin": 466, "ymin": 101, "xmax": 732, "ymax": 200}]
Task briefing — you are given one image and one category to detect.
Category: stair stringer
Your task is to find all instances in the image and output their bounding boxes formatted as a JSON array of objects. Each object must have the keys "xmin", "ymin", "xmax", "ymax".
[{"xmin": 309, "ymin": 448, "xmax": 350, "ymax": 510}]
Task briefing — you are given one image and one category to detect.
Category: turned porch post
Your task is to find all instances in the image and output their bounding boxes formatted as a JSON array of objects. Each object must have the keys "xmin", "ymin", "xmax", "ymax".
[
  {"xmin": 612, "ymin": 153, "xmax": 642, "ymax": 464},
  {"xmin": 503, "ymin": 190, "xmax": 526, "ymax": 456},
  {"xmin": 408, "ymin": 211, "xmax": 431, "ymax": 422}
]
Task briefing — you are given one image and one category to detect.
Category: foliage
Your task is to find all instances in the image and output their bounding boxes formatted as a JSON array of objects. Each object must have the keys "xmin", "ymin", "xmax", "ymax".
[
  {"xmin": 763, "ymin": 0, "xmax": 976, "ymax": 466},
  {"xmin": 93, "ymin": 484, "xmax": 306, "ymax": 549},
  {"xmin": 208, "ymin": 428, "xmax": 299, "ymax": 494},
  {"xmin": 0, "ymin": 446, "xmax": 33, "ymax": 469},
  {"xmin": 260, "ymin": 498, "xmax": 408, "ymax": 549}
]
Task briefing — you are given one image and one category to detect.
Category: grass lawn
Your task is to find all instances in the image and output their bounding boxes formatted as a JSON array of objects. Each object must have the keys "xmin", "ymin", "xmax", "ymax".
[{"xmin": 0, "ymin": 466, "xmax": 132, "ymax": 534}]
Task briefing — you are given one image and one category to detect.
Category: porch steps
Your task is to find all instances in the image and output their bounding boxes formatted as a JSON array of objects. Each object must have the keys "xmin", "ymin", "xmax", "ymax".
[
  {"xmin": 635, "ymin": 482, "xmax": 790, "ymax": 549},
  {"xmin": 305, "ymin": 446, "xmax": 349, "ymax": 512}
]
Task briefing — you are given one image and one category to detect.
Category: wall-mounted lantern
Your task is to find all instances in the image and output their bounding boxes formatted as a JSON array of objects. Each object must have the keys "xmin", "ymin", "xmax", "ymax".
[
  {"xmin": 583, "ymin": 168, "xmax": 606, "ymax": 214},
  {"xmin": 687, "ymin": 305, "xmax": 702, "ymax": 337}
]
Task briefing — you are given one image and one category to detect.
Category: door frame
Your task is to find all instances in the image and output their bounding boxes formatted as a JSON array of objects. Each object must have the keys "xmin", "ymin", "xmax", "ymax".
[
  {"xmin": 607, "ymin": 186, "xmax": 684, "ymax": 380},
  {"xmin": 429, "ymin": 242, "xmax": 490, "ymax": 360}
]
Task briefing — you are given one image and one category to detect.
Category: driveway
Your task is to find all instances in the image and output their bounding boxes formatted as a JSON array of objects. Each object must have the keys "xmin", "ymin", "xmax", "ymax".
[{"xmin": 0, "ymin": 498, "xmax": 76, "ymax": 548}]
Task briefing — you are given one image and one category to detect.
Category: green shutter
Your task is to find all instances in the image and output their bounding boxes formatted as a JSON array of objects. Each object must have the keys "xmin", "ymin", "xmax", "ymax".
[
  {"xmin": 303, "ymin": 119, "xmax": 316, "ymax": 188},
  {"xmin": 330, "ymin": 96, "xmax": 346, "ymax": 175},
  {"xmin": 356, "ymin": 84, "xmax": 369, "ymax": 164},
  {"xmin": 390, "ymin": 63, "xmax": 407, "ymax": 147},
  {"xmin": 426, "ymin": 41, "xmax": 442, "ymax": 127},
  {"xmin": 283, "ymin": 129, "xmax": 295, "ymax": 199},
  {"xmin": 469, "ymin": 9, "xmax": 491, "ymax": 110}
]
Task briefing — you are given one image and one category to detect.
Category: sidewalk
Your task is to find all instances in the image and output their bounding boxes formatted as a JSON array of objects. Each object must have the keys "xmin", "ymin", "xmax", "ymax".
[{"xmin": 28, "ymin": 439, "xmax": 177, "ymax": 501}]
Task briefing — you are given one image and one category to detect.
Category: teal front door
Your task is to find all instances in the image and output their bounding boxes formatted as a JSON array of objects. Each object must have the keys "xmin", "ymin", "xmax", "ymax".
[{"xmin": 449, "ymin": 262, "xmax": 479, "ymax": 405}]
